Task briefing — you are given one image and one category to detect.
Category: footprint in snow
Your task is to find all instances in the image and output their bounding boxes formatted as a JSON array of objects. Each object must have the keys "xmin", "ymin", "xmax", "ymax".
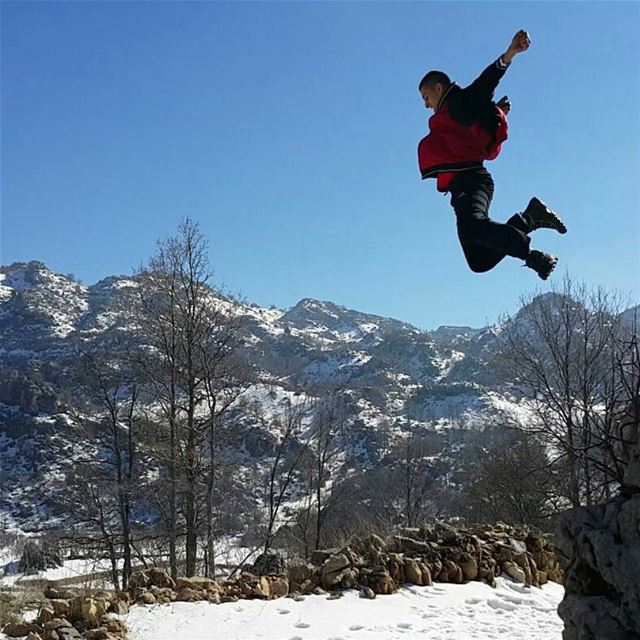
[
  {"xmin": 397, "ymin": 622, "xmax": 412, "ymax": 630},
  {"xmin": 505, "ymin": 581, "xmax": 530, "ymax": 594},
  {"xmin": 294, "ymin": 622, "xmax": 311, "ymax": 629},
  {"xmin": 465, "ymin": 597, "xmax": 483, "ymax": 605},
  {"xmin": 487, "ymin": 597, "xmax": 518, "ymax": 612},
  {"xmin": 349, "ymin": 625, "xmax": 364, "ymax": 631},
  {"xmin": 278, "ymin": 609, "xmax": 290, "ymax": 615}
]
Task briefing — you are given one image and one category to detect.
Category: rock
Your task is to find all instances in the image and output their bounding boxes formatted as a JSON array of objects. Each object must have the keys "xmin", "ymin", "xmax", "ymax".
[
  {"xmin": 403, "ymin": 558, "xmax": 423, "ymax": 585},
  {"xmin": 107, "ymin": 599, "xmax": 129, "ymax": 616},
  {"xmin": 99, "ymin": 615, "xmax": 127, "ymax": 636},
  {"xmin": 556, "ymin": 493, "xmax": 640, "ymax": 639},
  {"xmin": 459, "ymin": 555, "xmax": 478, "ymax": 581},
  {"xmin": 359, "ymin": 587, "xmax": 376, "ymax": 599},
  {"xmin": 418, "ymin": 562, "xmax": 432, "ymax": 586},
  {"xmin": 338, "ymin": 546, "xmax": 364, "ymax": 567},
  {"xmin": 83, "ymin": 630, "xmax": 108, "ymax": 640},
  {"xmin": 51, "ymin": 602, "xmax": 70, "ymax": 619},
  {"xmin": 368, "ymin": 568, "xmax": 396, "ymax": 595},
  {"xmin": 137, "ymin": 592, "xmax": 156, "ymax": 605},
  {"xmin": 43, "ymin": 620, "xmax": 72, "ymax": 632},
  {"xmin": 68, "ymin": 598, "xmax": 106, "ymax": 626},
  {"xmin": 320, "ymin": 553, "xmax": 351, "ymax": 589},
  {"xmin": 388, "ymin": 536, "xmax": 433, "ymax": 555},
  {"xmin": 128, "ymin": 570, "xmax": 150, "ymax": 590},
  {"xmin": 55, "ymin": 629, "xmax": 83, "ymax": 640},
  {"xmin": 175, "ymin": 588, "xmax": 204, "ymax": 602},
  {"xmin": 147, "ymin": 567, "xmax": 175, "ymax": 590},
  {"xmin": 3, "ymin": 622, "xmax": 41, "ymax": 637},
  {"xmin": 37, "ymin": 606, "xmax": 55, "ymax": 625},
  {"xmin": 287, "ymin": 562, "xmax": 315, "ymax": 584},
  {"xmin": 267, "ymin": 576, "xmax": 289, "ymax": 599},
  {"xmin": 508, "ymin": 538, "xmax": 528, "ymax": 555},
  {"xmin": 220, "ymin": 595, "xmax": 239, "ymax": 603},
  {"xmin": 503, "ymin": 561, "xmax": 526, "ymax": 584},
  {"xmin": 175, "ymin": 577, "xmax": 218, "ymax": 593},
  {"xmin": 253, "ymin": 551, "xmax": 285, "ymax": 576},
  {"xmin": 434, "ymin": 523, "xmax": 459, "ymax": 545},
  {"xmin": 255, "ymin": 576, "xmax": 271, "ymax": 599},
  {"xmin": 26, "ymin": 634, "xmax": 43, "ymax": 640},
  {"xmin": 149, "ymin": 587, "xmax": 173, "ymax": 604},
  {"xmin": 47, "ymin": 589, "xmax": 76, "ymax": 601}
]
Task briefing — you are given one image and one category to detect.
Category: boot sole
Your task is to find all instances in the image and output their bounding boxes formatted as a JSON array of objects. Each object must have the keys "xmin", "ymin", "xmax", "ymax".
[
  {"xmin": 539, "ymin": 257, "xmax": 558, "ymax": 280},
  {"xmin": 528, "ymin": 198, "xmax": 568, "ymax": 234}
]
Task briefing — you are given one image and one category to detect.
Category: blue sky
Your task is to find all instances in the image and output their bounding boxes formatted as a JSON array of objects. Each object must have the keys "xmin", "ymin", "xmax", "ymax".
[{"xmin": 2, "ymin": 1, "xmax": 639, "ymax": 329}]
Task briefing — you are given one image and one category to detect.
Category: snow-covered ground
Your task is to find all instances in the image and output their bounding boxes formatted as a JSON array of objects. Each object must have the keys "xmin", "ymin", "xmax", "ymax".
[
  {"xmin": 122, "ymin": 577, "xmax": 565, "ymax": 640},
  {"xmin": 0, "ymin": 557, "xmax": 118, "ymax": 588}
]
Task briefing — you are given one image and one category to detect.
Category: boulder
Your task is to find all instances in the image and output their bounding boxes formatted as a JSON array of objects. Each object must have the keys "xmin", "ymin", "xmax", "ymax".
[
  {"xmin": 175, "ymin": 588, "xmax": 204, "ymax": 603},
  {"xmin": 320, "ymin": 554, "xmax": 350, "ymax": 589},
  {"xmin": 128, "ymin": 571, "xmax": 150, "ymax": 591},
  {"xmin": 37, "ymin": 606, "xmax": 55, "ymax": 625},
  {"xmin": 556, "ymin": 493, "xmax": 640, "ymax": 639},
  {"xmin": 137, "ymin": 592, "xmax": 156, "ymax": 605},
  {"xmin": 503, "ymin": 561, "xmax": 526, "ymax": 584},
  {"xmin": 267, "ymin": 577, "xmax": 289, "ymax": 599},
  {"xmin": 459, "ymin": 555, "xmax": 478, "ymax": 581},
  {"xmin": 287, "ymin": 563, "xmax": 316, "ymax": 585},
  {"xmin": 147, "ymin": 567, "xmax": 175, "ymax": 590},
  {"xmin": 253, "ymin": 551, "xmax": 285, "ymax": 576},
  {"xmin": 403, "ymin": 558, "xmax": 423, "ymax": 585},
  {"xmin": 3, "ymin": 622, "xmax": 41, "ymax": 638},
  {"xmin": 359, "ymin": 587, "xmax": 376, "ymax": 599}
]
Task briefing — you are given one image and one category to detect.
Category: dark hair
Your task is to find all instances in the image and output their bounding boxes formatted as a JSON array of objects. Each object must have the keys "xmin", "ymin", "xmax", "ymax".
[{"xmin": 418, "ymin": 70, "xmax": 451, "ymax": 91}]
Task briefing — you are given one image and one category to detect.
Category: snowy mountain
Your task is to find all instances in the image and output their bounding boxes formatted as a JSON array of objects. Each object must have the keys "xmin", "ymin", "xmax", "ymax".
[{"xmin": 0, "ymin": 261, "xmax": 635, "ymax": 532}]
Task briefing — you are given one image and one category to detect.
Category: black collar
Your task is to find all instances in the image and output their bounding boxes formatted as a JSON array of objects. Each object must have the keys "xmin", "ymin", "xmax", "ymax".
[{"xmin": 436, "ymin": 83, "xmax": 458, "ymax": 112}]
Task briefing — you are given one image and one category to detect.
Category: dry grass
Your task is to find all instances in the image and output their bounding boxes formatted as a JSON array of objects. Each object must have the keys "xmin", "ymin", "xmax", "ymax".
[{"xmin": 0, "ymin": 586, "xmax": 47, "ymax": 629}]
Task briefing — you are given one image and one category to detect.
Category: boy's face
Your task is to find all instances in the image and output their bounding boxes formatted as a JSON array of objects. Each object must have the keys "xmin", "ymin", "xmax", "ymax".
[{"xmin": 420, "ymin": 83, "xmax": 444, "ymax": 111}]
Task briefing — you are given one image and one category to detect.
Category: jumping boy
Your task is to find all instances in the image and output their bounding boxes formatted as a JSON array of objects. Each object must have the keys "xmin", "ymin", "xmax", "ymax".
[{"xmin": 418, "ymin": 30, "xmax": 566, "ymax": 280}]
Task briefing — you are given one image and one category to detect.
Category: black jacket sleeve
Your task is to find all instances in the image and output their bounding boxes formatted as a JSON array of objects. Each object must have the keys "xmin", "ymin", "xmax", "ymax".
[{"xmin": 448, "ymin": 58, "xmax": 509, "ymax": 125}]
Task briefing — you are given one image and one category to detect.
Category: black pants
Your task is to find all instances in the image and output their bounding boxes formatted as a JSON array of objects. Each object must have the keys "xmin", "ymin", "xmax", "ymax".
[{"xmin": 449, "ymin": 168, "xmax": 530, "ymax": 273}]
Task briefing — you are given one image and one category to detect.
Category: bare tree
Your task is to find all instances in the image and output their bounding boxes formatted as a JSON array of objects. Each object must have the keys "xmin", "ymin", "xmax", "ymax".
[
  {"xmin": 401, "ymin": 429, "xmax": 441, "ymax": 527},
  {"xmin": 455, "ymin": 425, "xmax": 562, "ymax": 526},
  {"xmin": 66, "ymin": 339, "xmax": 141, "ymax": 589},
  {"xmin": 293, "ymin": 391, "xmax": 347, "ymax": 555},
  {"xmin": 497, "ymin": 277, "xmax": 631, "ymax": 507},
  {"xmin": 136, "ymin": 219, "xmax": 247, "ymax": 576},
  {"xmin": 250, "ymin": 394, "xmax": 310, "ymax": 557}
]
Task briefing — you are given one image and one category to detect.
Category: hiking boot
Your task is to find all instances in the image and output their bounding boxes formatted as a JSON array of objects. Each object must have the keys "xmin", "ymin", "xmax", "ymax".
[
  {"xmin": 525, "ymin": 250, "xmax": 558, "ymax": 280},
  {"xmin": 522, "ymin": 197, "xmax": 567, "ymax": 234}
]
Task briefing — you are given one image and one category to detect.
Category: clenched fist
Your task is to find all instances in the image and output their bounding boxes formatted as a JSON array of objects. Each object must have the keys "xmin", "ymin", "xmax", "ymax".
[{"xmin": 503, "ymin": 30, "xmax": 531, "ymax": 64}]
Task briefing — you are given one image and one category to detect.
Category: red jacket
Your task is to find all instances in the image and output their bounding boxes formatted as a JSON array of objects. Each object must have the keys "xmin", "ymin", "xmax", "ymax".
[{"xmin": 418, "ymin": 59, "xmax": 510, "ymax": 192}]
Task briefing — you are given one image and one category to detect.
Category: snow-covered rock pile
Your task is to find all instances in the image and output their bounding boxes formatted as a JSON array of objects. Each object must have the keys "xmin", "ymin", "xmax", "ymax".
[{"xmin": 556, "ymin": 403, "xmax": 640, "ymax": 640}]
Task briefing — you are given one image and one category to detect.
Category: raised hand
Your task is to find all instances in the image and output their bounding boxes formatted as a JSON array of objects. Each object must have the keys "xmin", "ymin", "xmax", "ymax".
[
  {"xmin": 509, "ymin": 30, "xmax": 531, "ymax": 54},
  {"xmin": 503, "ymin": 30, "xmax": 531, "ymax": 64}
]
